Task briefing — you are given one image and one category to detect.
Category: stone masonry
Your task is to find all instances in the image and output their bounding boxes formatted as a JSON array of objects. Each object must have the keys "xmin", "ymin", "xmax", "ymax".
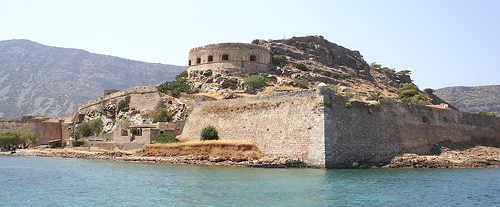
[{"xmin": 180, "ymin": 85, "xmax": 500, "ymax": 168}]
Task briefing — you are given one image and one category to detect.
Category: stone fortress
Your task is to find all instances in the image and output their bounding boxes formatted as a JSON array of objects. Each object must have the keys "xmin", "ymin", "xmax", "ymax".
[
  {"xmin": 187, "ymin": 43, "xmax": 272, "ymax": 75},
  {"xmin": 2, "ymin": 36, "xmax": 499, "ymax": 168}
]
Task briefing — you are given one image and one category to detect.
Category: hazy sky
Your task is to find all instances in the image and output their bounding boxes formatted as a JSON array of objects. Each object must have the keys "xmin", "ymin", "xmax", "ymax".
[{"xmin": 1, "ymin": 0, "xmax": 499, "ymax": 89}]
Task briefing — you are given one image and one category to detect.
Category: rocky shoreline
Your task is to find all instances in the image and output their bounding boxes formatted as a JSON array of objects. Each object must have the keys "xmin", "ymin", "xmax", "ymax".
[
  {"xmin": 2, "ymin": 146, "xmax": 500, "ymax": 169},
  {"xmin": 0, "ymin": 148, "xmax": 304, "ymax": 168}
]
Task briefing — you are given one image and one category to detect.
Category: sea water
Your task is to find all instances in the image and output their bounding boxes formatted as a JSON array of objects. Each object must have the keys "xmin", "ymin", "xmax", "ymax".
[{"xmin": 0, "ymin": 156, "xmax": 499, "ymax": 207}]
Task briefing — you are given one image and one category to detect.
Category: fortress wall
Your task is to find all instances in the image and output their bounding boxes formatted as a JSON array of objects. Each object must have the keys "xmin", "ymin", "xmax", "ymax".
[
  {"xmin": 66, "ymin": 86, "xmax": 163, "ymax": 121},
  {"xmin": 187, "ymin": 61, "xmax": 273, "ymax": 75},
  {"xmin": 324, "ymin": 98, "xmax": 500, "ymax": 167},
  {"xmin": 180, "ymin": 89, "xmax": 328, "ymax": 167},
  {"xmin": 0, "ymin": 119, "xmax": 62, "ymax": 145},
  {"xmin": 181, "ymin": 86, "xmax": 500, "ymax": 168}
]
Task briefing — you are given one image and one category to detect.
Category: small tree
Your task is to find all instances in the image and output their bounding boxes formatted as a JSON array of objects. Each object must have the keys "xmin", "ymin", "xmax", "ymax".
[
  {"xmin": 272, "ymin": 55, "xmax": 287, "ymax": 65},
  {"xmin": 117, "ymin": 96, "xmax": 131, "ymax": 112},
  {"xmin": 200, "ymin": 126, "xmax": 219, "ymax": 141},
  {"xmin": 244, "ymin": 75, "xmax": 268, "ymax": 89},
  {"xmin": 90, "ymin": 118, "xmax": 103, "ymax": 136},
  {"xmin": 76, "ymin": 121, "xmax": 92, "ymax": 137},
  {"xmin": 295, "ymin": 63, "xmax": 308, "ymax": 71},
  {"xmin": 150, "ymin": 108, "xmax": 172, "ymax": 123}
]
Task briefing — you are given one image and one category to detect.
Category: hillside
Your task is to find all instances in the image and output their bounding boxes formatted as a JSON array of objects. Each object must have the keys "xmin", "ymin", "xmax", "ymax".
[
  {"xmin": 435, "ymin": 85, "xmax": 500, "ymax": 115},
  {"xmin": 0, "ymin": 39, "xmax": 186, "ymax": 118}
]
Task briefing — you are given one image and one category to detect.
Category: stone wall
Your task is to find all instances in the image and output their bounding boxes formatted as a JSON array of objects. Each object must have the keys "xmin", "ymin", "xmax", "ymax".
[
  {"xmin": 324, "ymin": 98, "xmax": 500, "ymax": 167},
  {"xmin": 180, "ymin": 86, "xmax": 500, "ymax": 168},
  {"xmin": 187, "ymin": 43, "xmax": 272, "ymax": 75},
  {"xmin": 0, "ymin": 118, "xmax": 63, "ymax": 145},
  {"xmin": 65, "ymin": 86, "xmax": 163, "ymax": 122},
  {"xmin": 179, "ymin": 89, "xmax": 327, "ymax": 167}
]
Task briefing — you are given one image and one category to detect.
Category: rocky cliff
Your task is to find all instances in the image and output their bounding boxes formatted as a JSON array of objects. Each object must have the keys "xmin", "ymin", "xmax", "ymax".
[{"xmin": 0, "ymin": 39, "xmax": 186, "ymax": 119}]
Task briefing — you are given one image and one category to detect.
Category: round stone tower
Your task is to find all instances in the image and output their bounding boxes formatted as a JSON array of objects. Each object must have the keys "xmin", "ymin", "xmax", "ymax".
[{"xmin": 187, "ymin": 43, "xmax": 272, "ymax": 75}]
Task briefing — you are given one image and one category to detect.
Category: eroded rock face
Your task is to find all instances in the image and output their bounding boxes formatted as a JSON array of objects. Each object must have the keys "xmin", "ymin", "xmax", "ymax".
[{"xmin": 266, "ymin": 36, "xmax": 372, "ymax": 80}]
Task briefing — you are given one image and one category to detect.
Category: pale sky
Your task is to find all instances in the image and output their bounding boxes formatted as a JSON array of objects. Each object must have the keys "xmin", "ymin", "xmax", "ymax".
[{"xmin": 1, "ymin": 0, "xmax": 499, "ymax": 89}]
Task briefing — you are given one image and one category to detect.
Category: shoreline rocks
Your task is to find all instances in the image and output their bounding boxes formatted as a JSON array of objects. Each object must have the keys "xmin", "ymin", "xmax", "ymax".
[{"xmin": 3, "ymin": 145, "xmax": 500, "ymax": 169}]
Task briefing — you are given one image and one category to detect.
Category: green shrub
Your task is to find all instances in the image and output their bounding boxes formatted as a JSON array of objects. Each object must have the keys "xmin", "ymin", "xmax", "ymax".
[
  {"xmin": 90, "ymin": 118, "xmax": 103, "ymax": 136},
  {"xmin": 117, "ymin": 96, "xmax": 131, "ymax": 112},
  {"xmin": 154, "ymin": 135, "xmax": 180, "ymax": 143},
  {"xmin": 379, "ymin": 67, "xmax": 396, "ymax": 75},
  {"xmin": 150, "ymin": 108, "xmax": 172, "ymax": 123},
  {"xmin": 479, "ymin": 110, "xmax": 496, "ymax": 116},
  {"xmin": 201, "ymin": 126, "xmax": 219, "ymax": 141},
  {"xmin": 330, "ymin": 72, "xmax": 341, "ymax": 79},
  {"xmin": 348, "ymin": 69, "xmax": 358, "ymax": 78},
  {"xmin": 272, "ymin": 55, "xmax": 287, "ymax": 65},
  {"xmin": 345, "ymin": 90, "xmax": 355, "ymax": 99},
  {"xmin": 424, "ymin": 88, "xmax": 435, "ymax": 93},
  {"xmin": 397, "ymin": 70, "xmax": 411, "ymax": 76},
  {"xmin": 397, "ymin": 83, "xmax": 428, "ymax": 105},
  {"xmin": 130, "ymin": 128, "xmax": 139, "ymax": 136},
  {"xmin": 75, "ymin": 119, "xmax": 105, "ymax": 137},
  {"xmin": 76, "ymin": 121, "xmax": 92, "ymax": 137},
  {"xmin": 0, "ymin": 131, "xmax": 37, "ymax": 147},
  {"xmin": 345, "ymin": 102, "xmax": 352, "ymax": 109},
  {"xmin": 72, "ymin": 140, "xmax": 83, "ymax": 147},
  {"xmin": 367, "ymin": 91, "xmax": 383, "ymax": 101},
  {"xmin": 295, "ymin": 63, "xmax": 308, "ymax": 71},
  {"xmin": 157, "ymin": 73, "xmax": 191, "ymax": 97},
  {"xmin": 368, "ymin": 108, "xmax": 373, "ymax": 115},
  {"xmin": 244, "ymin": 75, "xmax": 268, "ymax": 89},
  {"xmin": 175, "ymin": 71, "xmax": 188, "ymax": 80},
  {"xmin": 293, "ymin": 79, "xmax": 309, "ymax": 89},
  {"xmin": 326, "ymin": 84, "xmax": 338, "ymax": 93}
]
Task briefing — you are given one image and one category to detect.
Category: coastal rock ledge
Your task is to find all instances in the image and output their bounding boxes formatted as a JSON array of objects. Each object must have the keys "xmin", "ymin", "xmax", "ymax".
[{"xmin": 2, "ymin": 146, "xmax": 500, "ymax": 169}]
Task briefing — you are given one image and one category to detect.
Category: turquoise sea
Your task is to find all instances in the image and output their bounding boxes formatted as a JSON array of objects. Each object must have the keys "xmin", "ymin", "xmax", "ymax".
[{"xmin": 0, "ymin": 156, "xmax": 499, "ymax": 207}]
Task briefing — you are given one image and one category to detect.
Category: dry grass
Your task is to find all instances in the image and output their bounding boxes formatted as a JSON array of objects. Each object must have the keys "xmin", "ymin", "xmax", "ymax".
[
  {"xmin": 202, "ymin": 100, "xmax": 285, "ymax": 114},
  {"xmin": 143, "ymin": 140, "xmax": 263, "ymax": 161}
]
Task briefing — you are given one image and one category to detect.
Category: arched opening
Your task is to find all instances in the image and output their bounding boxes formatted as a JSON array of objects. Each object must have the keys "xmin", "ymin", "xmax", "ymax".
[
  {"xmin": 196, "ymin": 58, "xmax": 201, "ymax": 64},
  {"xmin": 208, "ymin": 55, "xmax": 213, "ymax": 62},
  {"xmin": 422, "ymin": 116, "xmax": 430, "ymax": 123},
  {"xmin": 222, "ymin": 54, "xmax": 229, "ymax": 60},
  {"xmin": 250, "ymin": 55, "xmax": 257, "ymax": 61},
  {"xmin": 188, "ymin": 60, "xmax": 191, "ymax": 66}
]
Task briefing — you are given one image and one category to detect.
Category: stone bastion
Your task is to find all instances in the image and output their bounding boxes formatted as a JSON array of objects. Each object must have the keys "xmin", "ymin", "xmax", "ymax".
[{"xmin": 187, "ymin": 43, "xmax": 272, "ymax": 75}]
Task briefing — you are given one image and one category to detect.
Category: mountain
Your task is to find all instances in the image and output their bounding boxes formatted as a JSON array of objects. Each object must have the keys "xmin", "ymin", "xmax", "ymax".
[
  {"xmin": 0, "ymin": 39, "xmax": 186, "ymax": 119},
  {"xmin": 435, "ymin": 85, "xmax": 500, "ymax": 115}
]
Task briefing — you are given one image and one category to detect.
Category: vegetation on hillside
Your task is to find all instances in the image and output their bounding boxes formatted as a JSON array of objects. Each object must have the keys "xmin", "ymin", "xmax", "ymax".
[
  {"xmin": 149, "ymin": 108, "xmax": 173, "ymax": 123},
  {"xmin": 397, "ymin": 83, "xmax": 428, "ymax": 105},
  {"xmin": 117, "ymin": 96, "xmax": 131, "ymax": 112},
  {"xmin": 74, "ymin": 118, "xmax": 104, "ymax": 139},
  {"xmin": 157, "ymin": 71, "xmax": 191, "ymax": 97},
  {"xmin": 244, "ymin": 75, "xmax": 268, "ymax": 89}
]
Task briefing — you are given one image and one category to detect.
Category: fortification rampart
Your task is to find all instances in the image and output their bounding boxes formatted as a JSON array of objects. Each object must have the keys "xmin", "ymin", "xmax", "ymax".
[
  {"xmin": 187, "ymin": 43, "xmax": 272, "ymax": 74},
  {"xmin": 180, "ymin": 86, "xmax": 500, "ymax": 168},
  {"xmin": 179, "ymin": 89, "xmax": 329, "ymax": 167},
  {"xmin": 0, "ymin": 117, "xmax": 63, "ymax": 145},
  {"xmin": 66, "ymin": 86, "xmax": 163, "ymax": 122}
]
